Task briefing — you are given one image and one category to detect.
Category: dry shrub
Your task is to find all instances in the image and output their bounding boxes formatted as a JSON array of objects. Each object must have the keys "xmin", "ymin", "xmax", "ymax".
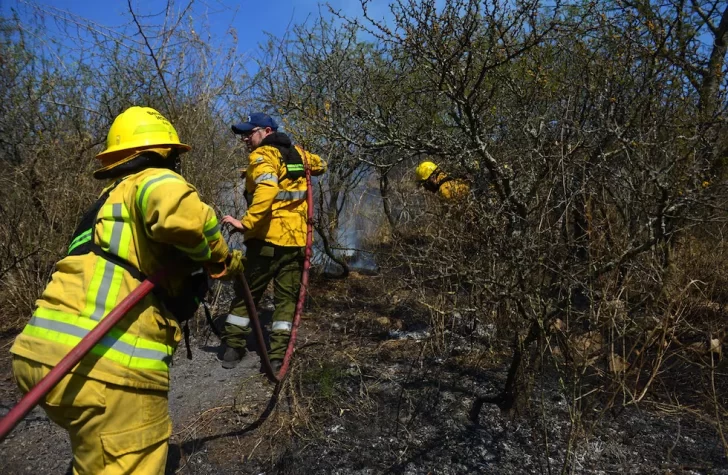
[{"xmin": 0, "ymin": 5, "xmax": 251, "ymax": 330}]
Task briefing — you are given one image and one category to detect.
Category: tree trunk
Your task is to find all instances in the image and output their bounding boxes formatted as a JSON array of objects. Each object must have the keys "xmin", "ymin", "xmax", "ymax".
[
  {"xmin": 314, "ymin": 223, "xmax": 350, "ymax": 278},
  {"xmin": 698, "ymin": 5, "xmax": 728, "ymax": 121},
  {"xmin": 379, "ymin": 172, "xmax": 397, "ymax": 231},
  {"xmin": 470, "ymin": 320, "xmax": 543, "ymax": 421}
]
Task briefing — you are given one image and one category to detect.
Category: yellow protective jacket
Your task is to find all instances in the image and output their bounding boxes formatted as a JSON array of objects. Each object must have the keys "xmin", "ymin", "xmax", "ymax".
[
  {"xmin": 438, "ymin": 178, "xmax": 470, "ymax": 201},
  {"xmin": 11, "ymin": 167, "xmax": 229, "ymax": 391},
  {"xmin": 241, "ymin": 133, "xmax": 326, "ymax": 247}
]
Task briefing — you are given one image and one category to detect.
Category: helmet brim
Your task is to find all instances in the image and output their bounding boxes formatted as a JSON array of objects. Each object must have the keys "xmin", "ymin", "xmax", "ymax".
[{"xmin": 96, "ymin": 142, "xmax": 191, "ymax": 161}]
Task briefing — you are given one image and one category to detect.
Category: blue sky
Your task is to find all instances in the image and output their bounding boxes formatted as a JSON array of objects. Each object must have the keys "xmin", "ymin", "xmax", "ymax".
[
  {"xmin": 0, "ymin": 0, "xmax": 393, "ymax": 60},
  {"xmin": 0, "ymin": 0, "xmax": 400, "ymax": 128}
]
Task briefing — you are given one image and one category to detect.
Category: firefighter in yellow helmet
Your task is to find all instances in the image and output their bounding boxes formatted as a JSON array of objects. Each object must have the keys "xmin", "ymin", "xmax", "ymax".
[
  {"xmin": 415, "ymin": 160, "xmax": 470, "ymax": 200},
  {"xmin": 10, "ymin": 106, "xmax": 243, "ymax": 474},
  {"xmin": 220, "ymin": 113, "xmax": 327, "ymax": 370}
]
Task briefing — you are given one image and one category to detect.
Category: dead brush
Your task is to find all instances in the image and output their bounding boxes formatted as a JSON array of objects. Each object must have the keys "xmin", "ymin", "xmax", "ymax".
[
  {"xmin": 548, "ymin": 241, "xmax": 728, "ymax": 463},
  {"xmin": 0, "ymin": 160, "xmax": 98, "ymax": 330},
  {"xmin": 220, "ymin": 335, "xmax": 377, "ymax": 468}
]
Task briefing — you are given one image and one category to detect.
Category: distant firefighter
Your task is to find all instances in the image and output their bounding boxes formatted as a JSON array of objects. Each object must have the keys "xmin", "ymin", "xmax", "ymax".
[{"xmin": 415, "ymin": 160, "xmax": 470, "ymax": 200}]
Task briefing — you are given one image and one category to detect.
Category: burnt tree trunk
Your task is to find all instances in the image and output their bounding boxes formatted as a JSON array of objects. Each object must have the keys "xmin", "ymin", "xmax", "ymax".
[{"xmin": 470, "ymin": 320, "xmax": 543, "ymax": 421}]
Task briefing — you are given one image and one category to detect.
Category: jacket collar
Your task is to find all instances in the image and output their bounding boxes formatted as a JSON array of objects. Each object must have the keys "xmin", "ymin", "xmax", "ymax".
[{"xmin": 255, "ymin": 132, "xmax": 292, "ymax": 150}]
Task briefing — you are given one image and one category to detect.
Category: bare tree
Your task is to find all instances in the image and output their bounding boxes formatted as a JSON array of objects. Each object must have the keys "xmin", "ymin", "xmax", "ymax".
[{"xmin": 255, "ymin": 2, "xmax": 728, "ymax": 451}]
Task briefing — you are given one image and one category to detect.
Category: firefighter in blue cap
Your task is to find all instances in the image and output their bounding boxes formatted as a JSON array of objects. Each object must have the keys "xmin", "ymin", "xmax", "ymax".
[{"xmin": 220, "ymin": 113, "xmax": 327, "ymax": 370}]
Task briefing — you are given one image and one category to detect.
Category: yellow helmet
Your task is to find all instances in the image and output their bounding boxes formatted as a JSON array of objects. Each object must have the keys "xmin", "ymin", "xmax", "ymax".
[
  {"xmin": 415, "ymin": 161, "xmax": 439, "ymax": 182},
  {"xmin": 96, "ymin": 106, "xmax": 191, "ymax": 164}
]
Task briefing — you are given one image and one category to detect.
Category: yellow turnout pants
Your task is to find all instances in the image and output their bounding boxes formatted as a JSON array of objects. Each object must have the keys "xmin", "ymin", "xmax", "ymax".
[{"xmin": 12, "ymin": 356, "xmax": 171, "ymax": 475}]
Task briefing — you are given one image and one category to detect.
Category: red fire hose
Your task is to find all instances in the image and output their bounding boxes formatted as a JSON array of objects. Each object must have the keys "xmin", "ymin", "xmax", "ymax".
[
  {"xmin": 0, "ymin": 269, "xmax": 166, "ymax": 442},
  {"xmin": 278, "ymin": 154, "xmax": 314, "ymax": 379},
  {"xmin": 236, "ymin": 273, "xmax": 278, "ymax": 382},
  {"xmin": 1, "ymin": 154, "xmax": 316, "ymax": 438}
]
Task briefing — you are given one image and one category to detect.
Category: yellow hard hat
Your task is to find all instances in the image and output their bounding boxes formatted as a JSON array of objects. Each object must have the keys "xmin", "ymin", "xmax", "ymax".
[
  {"xmin": 96, "ymin": 106, "xmax": 191, "ymax": 164},
  {"xmin": 415, "ymin": 161, "xmax": 439, "ymax": 182}
]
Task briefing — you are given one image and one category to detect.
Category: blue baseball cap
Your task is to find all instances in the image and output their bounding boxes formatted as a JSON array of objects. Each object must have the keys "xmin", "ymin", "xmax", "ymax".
[{"xmin": 231, "ymin": 113, "xmax": 279, "ymax": 134}]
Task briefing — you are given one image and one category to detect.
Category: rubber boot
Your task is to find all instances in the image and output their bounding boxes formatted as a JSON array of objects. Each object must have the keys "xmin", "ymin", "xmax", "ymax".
[
  {"xmin": 221, "ymin": 346, "xmax": 246, "ymax": 369},
  {"xmin": 221, "ymin": 324, "xmax": 251, "ymax": 369}
]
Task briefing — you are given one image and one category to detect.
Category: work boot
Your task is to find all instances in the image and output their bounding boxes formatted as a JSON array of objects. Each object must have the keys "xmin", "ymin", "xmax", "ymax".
[{"xmin": 221, "ymin": 346, "xmax": 245, "ymax": 369}]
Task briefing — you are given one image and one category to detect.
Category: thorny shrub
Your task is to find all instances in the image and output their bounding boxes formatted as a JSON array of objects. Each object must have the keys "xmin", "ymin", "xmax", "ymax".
[{"xmin": 252, "ymin": 0, "xmax": 728, "ymax": 460}]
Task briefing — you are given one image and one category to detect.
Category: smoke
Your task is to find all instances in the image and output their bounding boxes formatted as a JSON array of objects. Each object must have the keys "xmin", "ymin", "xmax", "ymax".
[
  {"xmin": 316, "ymin": 174, "xmax": 382, "ymax": 275},
  {"xmin": 216, "ymin": 179, "xmax": 247, "ymax": 251}
]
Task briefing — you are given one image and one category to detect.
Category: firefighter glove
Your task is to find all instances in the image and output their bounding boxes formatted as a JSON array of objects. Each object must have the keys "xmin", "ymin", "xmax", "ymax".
[
  {"xmin": 208, "ymin": 250, "xmax": 245, "ymax": 280},
  {"xmin": 226, "ymin": 250, "xmax": 245, "ymax": 277}
]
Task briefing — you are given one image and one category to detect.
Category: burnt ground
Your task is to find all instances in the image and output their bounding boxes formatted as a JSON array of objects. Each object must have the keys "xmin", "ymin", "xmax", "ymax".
[{"xmin": 1, "ymin": 274, "xmax": 727, "ymax": 474}]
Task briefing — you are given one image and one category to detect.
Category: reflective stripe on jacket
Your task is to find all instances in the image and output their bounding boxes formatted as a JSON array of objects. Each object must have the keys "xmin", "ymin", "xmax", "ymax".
[
  {"xmin": 11, "ymin": 168, "xmax": 229, "ymax": 391},
  {"xmin": 241, "ymin": 144, "xmax": 326, "ymax": 247}
]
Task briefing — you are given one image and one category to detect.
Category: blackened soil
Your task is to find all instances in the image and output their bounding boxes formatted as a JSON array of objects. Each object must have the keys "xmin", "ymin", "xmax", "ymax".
[{"xmin": 1, "ymin": 275, "xmax": 727, "ymax": 474}]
